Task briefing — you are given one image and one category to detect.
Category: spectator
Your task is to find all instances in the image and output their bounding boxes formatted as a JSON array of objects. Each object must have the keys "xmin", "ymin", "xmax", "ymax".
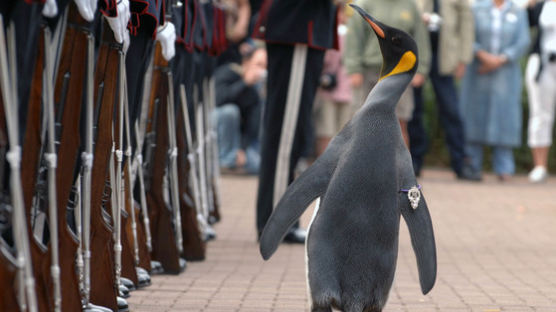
[
  {"xmin": 343, "ymin": 0, "xmax": 431, "ymax": 146},
  {"xmin": 314, "ymin": 7, "xmax": 353, "ymax": 157},
  {"xmin": 213, "ymin": 46, "xmax": 267, "ymax": 175},
  {"xmin": 217, "ymin": 0, "xmax": 252, "ymax": 65},
  {"xmin": 409, "ymin": 0, "xmax": 478, "ymax": 180},
  {"xmin": 526, "ymin": 0, "xmax": 556, "ymax": 183},
  {"xmin": 252, "ymin": 0, "xmax": 338, "ymax": 243},
  {"xmin": 460, "ymin": 0, "xmax": 530, "ymax": 181}
]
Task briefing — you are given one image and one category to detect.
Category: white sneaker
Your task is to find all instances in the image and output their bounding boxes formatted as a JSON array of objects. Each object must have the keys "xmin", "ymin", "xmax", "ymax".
[{"xmin": 528, "ymin": 166, "xmax": 548, "ymax": 183}]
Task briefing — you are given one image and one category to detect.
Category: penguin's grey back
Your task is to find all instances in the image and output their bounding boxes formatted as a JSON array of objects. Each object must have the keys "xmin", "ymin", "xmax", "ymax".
[{"xmin": 306, "ymin": 74, "xmax": 411, "ymax": 311}]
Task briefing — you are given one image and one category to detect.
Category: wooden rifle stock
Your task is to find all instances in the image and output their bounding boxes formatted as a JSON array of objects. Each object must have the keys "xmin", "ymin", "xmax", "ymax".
[
  {"xmin": 176, "ymin": 101, "xmax": 206, "ymax": 260},
  {"xmin": 20, "ymin": 26, "xmax": 52, "ymax": 312},
  {"xmin": 134, "ymin": 198, "xmax": 152, "ymax": 271},
  {"xmin": 0, "ymin": 243, "xmax": 19, "ymax": 311},
  {"xmin": 121, "ymin": 172, "xmax": 140, "ymax": 286},
  {"xmin": 87, "ymin": 19, "xmax": 122, "ymax": 311},
  {"xmin": 51, "ymin": 4, "xmax": 88, "ymax": 310},
  {"xmin": 145, "ymin": 42, "xmax": 182, "ymax": 274}
]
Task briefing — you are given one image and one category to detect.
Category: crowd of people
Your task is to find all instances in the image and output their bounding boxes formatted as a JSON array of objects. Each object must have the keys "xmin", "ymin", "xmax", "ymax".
[{"xmin": 215, "ymin": 0, "xmax": 556, "ymax": 186}]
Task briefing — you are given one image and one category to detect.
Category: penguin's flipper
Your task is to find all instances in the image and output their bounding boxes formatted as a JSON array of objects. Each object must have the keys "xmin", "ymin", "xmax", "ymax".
[
  {"xmin": 259, "ymin": 130, "xmax": 349, "ymax": 260},
  {"xmin": 400, "ymin": 194, "xmax": 437, "ymax": 294},
  {"xmin": 397, "ymin": 144, "xmax": 437, "ymax": 295}
]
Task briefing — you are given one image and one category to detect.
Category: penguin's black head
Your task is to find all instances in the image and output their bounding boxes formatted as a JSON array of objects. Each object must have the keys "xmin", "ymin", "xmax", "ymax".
[{"xmin": 349, "ymin": 4, "xmax": 418, "ymax": 80}]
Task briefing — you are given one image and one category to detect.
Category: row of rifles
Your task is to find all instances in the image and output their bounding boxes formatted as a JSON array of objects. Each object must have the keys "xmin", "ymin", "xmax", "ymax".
[{"xmin": 0, "ymin": 0, "xmax": 225, "ymax": 311}]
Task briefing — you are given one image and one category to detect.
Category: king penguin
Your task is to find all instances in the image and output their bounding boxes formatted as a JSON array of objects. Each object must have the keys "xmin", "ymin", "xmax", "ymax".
[{"xmin": 258, "ymin": 5, "xmax": 437, "ymax": 312}]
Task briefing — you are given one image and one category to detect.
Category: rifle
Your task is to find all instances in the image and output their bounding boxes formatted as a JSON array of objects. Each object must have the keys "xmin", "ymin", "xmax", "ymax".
[
  {"xmin": 20, "ymin": 25, "xmax": 53, "ymax": 312},
  {"xmin": 194, "ymin": 88, "xmax": 214, "ymax": 239},
  {"xmin": 133, "ymin": 113, "xmax": 153, "ymax": 272},
  {"xmin": 124, "ymin": 78, "xmax": 153, "ymax": 274},
  {"xmin": 178, "ymin": 84, "xmax": 206, "ymax": 259},
  {"xmin": 0, "ymin": 15, "xmax": 38, "ymax": 312},
  {"xmin": 167, "ymin": 58, "xmax": 185, "ymax": 259},
  {"xmin": 120, "ymin": 74, "xmax": 141, "ymax": 286},
  {"xmin": 164, "ymin": 0, "xmax": 185, "ymax": 263},
  {"xmin": 86, "ymin": 19, "xmax": 124, "ymax": 311},
  {"xmin": 144, "ymin": 44, "xmax": 184, "ymax": 274},
  {"xmin": 207, "ymin": 76, "xmax": 222, "ymax": 223},
  {"xmin": 0, "ymin": 60, "xmax": 21, "ymax": 312},
  {"xmin": 51, "ymin": 3, "xmax": 96, "ymax": 310}
]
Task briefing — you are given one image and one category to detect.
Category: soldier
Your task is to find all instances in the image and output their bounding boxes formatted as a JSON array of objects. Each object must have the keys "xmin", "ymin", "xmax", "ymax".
[{"xmin": 252, "ymin": 0, "xmax": 339, "ymax": 243}]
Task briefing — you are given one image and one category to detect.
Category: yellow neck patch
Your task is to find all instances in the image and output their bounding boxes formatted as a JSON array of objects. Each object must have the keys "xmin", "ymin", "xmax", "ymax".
[{"xmin": 380, "ymin": 51, "xmax": 417, "ymax": 80}]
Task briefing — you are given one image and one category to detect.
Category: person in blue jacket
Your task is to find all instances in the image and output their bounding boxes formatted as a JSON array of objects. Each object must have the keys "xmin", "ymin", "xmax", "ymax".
[{"xmin": 459, "ymin": 0, "xmax": 530, "ymax": 181}]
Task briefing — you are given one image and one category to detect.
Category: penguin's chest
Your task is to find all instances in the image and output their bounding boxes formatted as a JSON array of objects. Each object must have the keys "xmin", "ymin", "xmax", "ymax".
[{"xmin": 309, "ymin": 160, "xmax": 400, "ymax": 249}]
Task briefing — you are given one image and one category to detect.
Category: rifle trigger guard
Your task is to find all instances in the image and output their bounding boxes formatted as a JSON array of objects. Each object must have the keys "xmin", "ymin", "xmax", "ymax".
[
  {"xmin": 6, "ymin": 146, "xmax": 22, "ymax": 169},
  {"xmin": 44, "ymin": 153, "xmax": 58, "ymax": 168}
]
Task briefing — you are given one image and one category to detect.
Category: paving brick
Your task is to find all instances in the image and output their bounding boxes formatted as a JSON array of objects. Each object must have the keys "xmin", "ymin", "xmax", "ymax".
[{"xmin": 128, "ymin": 170, "xmax": 556, "ymax": 311}]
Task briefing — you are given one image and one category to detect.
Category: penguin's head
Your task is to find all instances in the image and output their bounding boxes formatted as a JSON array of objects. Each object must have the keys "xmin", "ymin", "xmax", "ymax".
[{"xmin": 349, "ymin": 4, "xmax": 418, "ymax": 80}]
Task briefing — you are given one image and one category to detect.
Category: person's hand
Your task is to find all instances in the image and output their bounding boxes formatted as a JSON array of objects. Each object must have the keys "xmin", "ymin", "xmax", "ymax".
[
  {"xmin": 74, "ymin": 0, "xmax": 97, "ymax": 22},
  {"xmin": 156, "ymin": 22, "xmax": 177, "ymax": 61},
  {"xmin": 422, "ymin": 12, "xmax": 431, "ymax": 25},
  {"xmin": 243, "ymin": 68, "xmax": 265, "ymax": 85},
  {"xmin": 228, "ymin": 25, "xmax": 248, "ymax": 44},
  {"xmin": 350, "ymin": 73, "xmax": 364, "ymax": 88},
  {"xmin": 477, "ymin": 53, "xmax": 507, "ymax": 74},
  {"xmin": 42, "ymin": 0, "xmax": 58, "ymax": 17},
  {"xmin": 454, "ymin": 62, "xmax": 466, "ymax": 79},
  {"xmin": 411, "ymin": 73, "xmax": 425, "ymax": 87},
  {"xmin": 476, "ymin": 50, "xmax": 494, "ymax": 63},
  {"xmin": 106, "ymin": 0, "xmax": 131, "ymax": 44}
]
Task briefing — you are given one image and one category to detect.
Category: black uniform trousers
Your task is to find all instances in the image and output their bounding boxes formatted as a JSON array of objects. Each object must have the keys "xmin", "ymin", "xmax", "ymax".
[
  {"xmin": 256, "ymin": 43, "xmax": 324, "ymax": 234},
  {"xmin": 126, "ymin": 30, "xmax": 155, "ymax": 150}
]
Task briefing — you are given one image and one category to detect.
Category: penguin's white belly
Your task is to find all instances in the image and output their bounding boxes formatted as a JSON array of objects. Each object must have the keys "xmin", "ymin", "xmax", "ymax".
[{"xmin": 305, "ymin": 198, "xmax": 321, "ymax": 304}]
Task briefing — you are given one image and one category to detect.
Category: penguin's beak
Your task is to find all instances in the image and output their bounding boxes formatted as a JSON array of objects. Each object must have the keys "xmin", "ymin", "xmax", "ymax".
[{"xmin": 349, "ymin": 4, "xmax": 385, "ymax": 39}]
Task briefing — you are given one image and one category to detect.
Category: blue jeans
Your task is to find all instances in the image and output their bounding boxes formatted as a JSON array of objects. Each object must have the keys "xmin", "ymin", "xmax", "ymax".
[
  {"xmin": 214, "ymin": 104, "xmax": 260, "ymax": 174},
  {"xmin": 466, "ymin": 143, "xmax": 515, "ymax": 175}
]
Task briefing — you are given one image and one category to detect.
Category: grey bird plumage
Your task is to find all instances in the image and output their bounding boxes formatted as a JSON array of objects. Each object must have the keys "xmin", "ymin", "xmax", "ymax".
[{"xmin": 259, "ymin": 5, "xmax": 437, "ymax": 312}]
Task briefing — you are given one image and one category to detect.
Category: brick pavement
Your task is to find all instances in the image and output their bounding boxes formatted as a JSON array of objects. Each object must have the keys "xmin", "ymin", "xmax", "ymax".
[{"xmin": 127, "ymin": 170, "xmax": 556, "ymax": 311}]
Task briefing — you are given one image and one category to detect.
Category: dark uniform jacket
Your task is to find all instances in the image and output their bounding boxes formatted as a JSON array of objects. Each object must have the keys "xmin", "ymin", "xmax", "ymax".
[
  {"xmin": 129, "ymin": 0, "xmax": 164, "ymax": 38},
  {"xmin": 252, "ymin": 0, "xmax": 338, "ymax": 50}
]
